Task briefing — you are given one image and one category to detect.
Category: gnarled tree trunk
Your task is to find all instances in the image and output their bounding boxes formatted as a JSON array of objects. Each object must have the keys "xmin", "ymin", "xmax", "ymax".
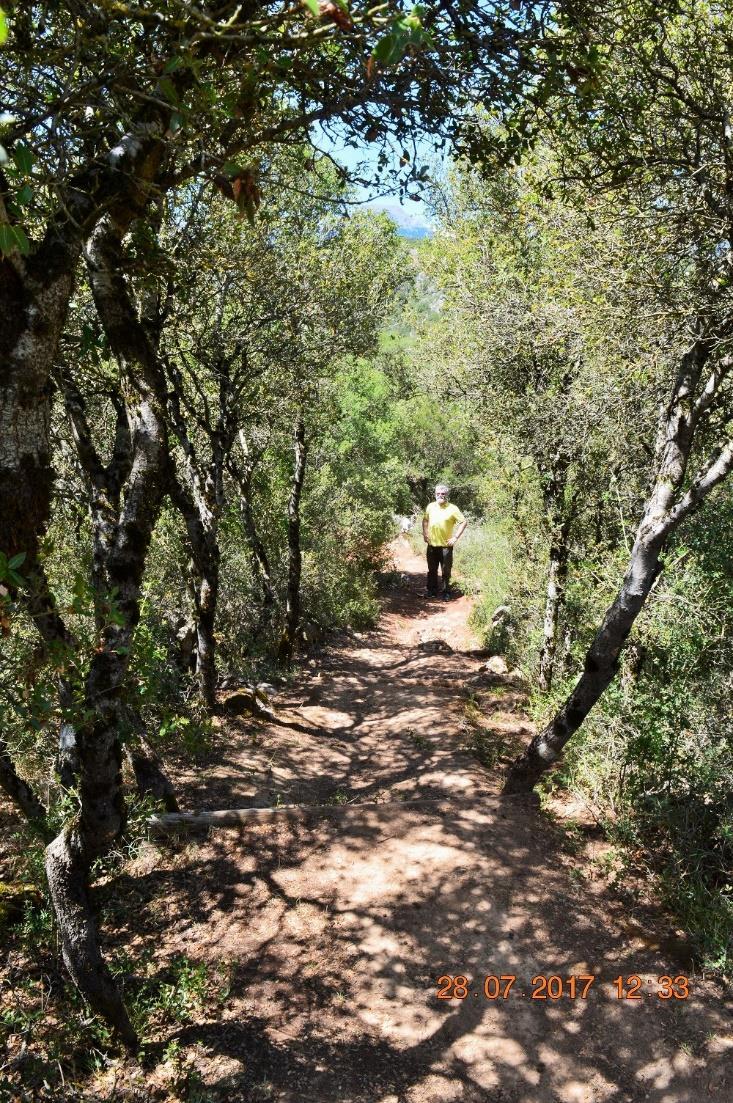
[
  {"xmin": 46, "ymin": 824, "xmax": 137, "ymax": 1047},
  {"xmin": 45, "ymin": 207, "xmax": 170, "ymax": 1048}
]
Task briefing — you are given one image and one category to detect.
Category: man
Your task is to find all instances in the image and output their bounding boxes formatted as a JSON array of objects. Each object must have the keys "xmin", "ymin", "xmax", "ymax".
[{"xmin": 422, "ymin": 484, "xmax": 467, "ymax": 600}]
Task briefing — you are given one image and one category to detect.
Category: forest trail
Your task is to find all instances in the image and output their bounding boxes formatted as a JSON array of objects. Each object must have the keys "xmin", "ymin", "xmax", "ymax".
[{"xmin": 114, "ymin": 539, "xmax": 730, "ymax": 1103}]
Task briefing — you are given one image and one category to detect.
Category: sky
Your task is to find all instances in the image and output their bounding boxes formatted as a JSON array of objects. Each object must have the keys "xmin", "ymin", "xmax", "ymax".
[{"xmin": 315, "ymin": 128, "xmax": 440, "ymax": 238}]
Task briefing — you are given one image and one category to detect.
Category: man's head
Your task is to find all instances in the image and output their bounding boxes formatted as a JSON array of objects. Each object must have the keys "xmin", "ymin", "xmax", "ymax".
[{"xmin": 435, "ymin": 484, "xmax": 450, "ymax": 502}]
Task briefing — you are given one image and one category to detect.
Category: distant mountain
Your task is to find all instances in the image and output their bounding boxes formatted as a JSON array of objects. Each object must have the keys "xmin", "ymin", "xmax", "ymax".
[{"xmin": 365, "ymin": 199, "xmax": 434, "ymax": 241}]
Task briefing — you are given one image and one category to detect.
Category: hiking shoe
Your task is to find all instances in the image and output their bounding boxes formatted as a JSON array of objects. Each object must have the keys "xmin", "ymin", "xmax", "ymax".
[
  {"xmin": 424, "ymin": 590, "xmax": 438, "ymax": 598},
  {"xmin": 442, "ymin": 591, "xmax": 450, "ymax": 602}
]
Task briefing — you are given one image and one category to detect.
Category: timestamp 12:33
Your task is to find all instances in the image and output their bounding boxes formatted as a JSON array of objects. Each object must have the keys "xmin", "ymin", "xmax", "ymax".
[{"xmin": 436, "ymin": 975, "xmax": 691, "ymax": 1001}]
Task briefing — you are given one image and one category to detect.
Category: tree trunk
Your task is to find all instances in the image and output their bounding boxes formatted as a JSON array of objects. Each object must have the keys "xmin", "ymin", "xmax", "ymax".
[
  {"xmin": 1, "ymin": 112, "xmax": 165, "ymax": 578},
  {"xmin": 46, "ymin": 824, "xmax": 137, "ymax": 1047},
  {"xmin": 0, "ymin": 737, "xmax": 48, "ymax": 827},
  {"xmin": 61, "ymin": 381, "xmax": 179, "ymax": 807},
  {"xmin": 1, "ymin": 113, "xmax": 172, "ymax": 1044},
  {"xmin": 22, "ymin": 563, "xmax": 80, "ymax": 787},
  {"xmin": 45, "ymin": 210, "xmax": 170, "ymax": 1047},
  {"xmin": 169, "ymin": 477, "xmax": 221, "ymax": 710},
  {"xmin": 194, "ymin": 564, "xmax": 219, "ymax": 710},
  {"xmin": 122, "ymin": 710, "xmax": 180, "ymax": 813},
  {"xmin": 0, "ymin": 248, "xmax": 77, "ymax": 574},
  {"xmin": 235, "ymin": 463, "xmax": 277, "ymax": 613},
  {"xmin": 537, "ymin": 496, "xmax": 574, "ymax": 693},
  {"xmin": 504, "ymin": 527, "xmax": 665, "ymax": 793},
  {"xmin": 537, "ymin": 542, "xmax": 569, "ymax": 693},
  {"xmin": 504, "ymin": 333, "xmax": 733, "ymax": 793},
  {"xmin": 278, "ymin": 414, "xmax": 307, "ymax": 667},
  {"xmin": 57, "ymin": 724, "xmax": 80, "ymax": 791},
  {"xmin": 0, "ymin": 254, "xmax": 77, "ymax": 796}
]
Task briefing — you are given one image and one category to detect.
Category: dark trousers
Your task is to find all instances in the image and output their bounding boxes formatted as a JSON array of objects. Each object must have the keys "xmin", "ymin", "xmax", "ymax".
[{"xmin": 426, "ymin": 545, "xmax": 453, "ymax": 594}]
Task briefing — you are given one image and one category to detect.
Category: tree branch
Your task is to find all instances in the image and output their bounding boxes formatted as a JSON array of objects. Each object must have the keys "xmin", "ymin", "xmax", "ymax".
[{"xmin": 663, "ymin": 435, "xmax": 733, "ymax": 533}]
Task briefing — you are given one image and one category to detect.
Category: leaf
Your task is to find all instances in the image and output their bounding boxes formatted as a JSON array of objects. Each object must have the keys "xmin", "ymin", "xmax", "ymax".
[
  {"xmin": 303, "ymin": 0, "xmax": 320, "ymax": 16},
  {"xmin": 8, "ymin": 552, "xmax": 25, "ymax": 570},
  {"xmin": 11, "ymin": 225, "xmax": 29, "ymax": 254},
  {"xmin": 16, "ymin": 183, "xmax": 32, "ymax": 205},
  {"xmin": 12, "ymin": 141, "xmax": 33, "ymax": 175},
  {"xmin": 372, "ymin": 30, "xmax": 407, "ymax": 66},
  {"xmin": 0, "ymin": 225, "xmax": 11, "ymax": 254},
  {"xmin": 0, "ymin": 223, "xmax": 28, "ymax": 255},
  {"xmin": 0, "ymin": 9, "xmax": 7, "ymax": 46},
  {"xmin": 158, "ymin": 77, "xmax": 179, "ymax": 105}
]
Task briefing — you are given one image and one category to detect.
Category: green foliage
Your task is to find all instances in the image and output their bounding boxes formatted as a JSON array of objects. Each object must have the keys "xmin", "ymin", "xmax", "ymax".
[
  {"xmin": 301, "ymin": 359, "xmax": 410, "ymax": 629},
  {"xmin": 0, "ymin": 550, "xmax": 26, "ymax": 588},
  {"xmin": 123, "ymin": 954, "xmax": 210, "ymax": 1030},
  {"xmin": 129, "ymin": 613, "xmax": 182, "ymax": 714},
  {"xmin": 0, "ymin": 221, "xmax": 29, "ymax": 255},
  {"xmin": 452, "ymin": 522, "xmax": 515, "ymax": 636},
  {"xmin": 543, "ymin": 496, "xmax": 733, "ymax": 973},
  {"xmin": 372, "ymin": 6, "xmax": 433, "ymax": 66}
]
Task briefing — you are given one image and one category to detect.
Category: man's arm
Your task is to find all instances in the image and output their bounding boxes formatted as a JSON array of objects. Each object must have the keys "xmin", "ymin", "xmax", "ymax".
[
  {"xmin": 448, "ymin": 519, "xmax": 467, "ymax": 547},
  {"xmin": 422, "ymin": 514, "xmax": 430, "ymax": 543}
]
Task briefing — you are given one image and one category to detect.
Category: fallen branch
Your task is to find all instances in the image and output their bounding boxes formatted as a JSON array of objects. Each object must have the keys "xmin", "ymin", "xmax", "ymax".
[{"xmin": 148, "ymin": 794, "xmax": 535, "ymax": 835}]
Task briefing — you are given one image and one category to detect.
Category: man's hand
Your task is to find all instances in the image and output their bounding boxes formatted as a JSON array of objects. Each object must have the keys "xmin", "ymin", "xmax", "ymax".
[{"xmin": 452, "ymin": 520, "xmax": 467, "ymax": 546}]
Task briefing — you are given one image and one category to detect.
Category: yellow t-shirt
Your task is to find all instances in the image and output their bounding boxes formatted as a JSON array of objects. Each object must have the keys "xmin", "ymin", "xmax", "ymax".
[{"xmin": 424, "ymin": 501, "xmax": 465, "ymax": 546}]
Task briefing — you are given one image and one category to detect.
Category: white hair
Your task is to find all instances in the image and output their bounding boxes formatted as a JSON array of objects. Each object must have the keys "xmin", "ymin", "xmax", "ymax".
[{"xmin": 435, "ymin": 484, "xmax": 450, "ymax": 494}]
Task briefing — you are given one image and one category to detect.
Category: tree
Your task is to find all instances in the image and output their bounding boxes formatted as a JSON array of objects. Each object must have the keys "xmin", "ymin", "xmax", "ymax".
[
  {"xmin": 502, "ymin": 3, "xmax": 733, "ymax": 790},
  {"xmin": 417, "ymin": 157, "xmax": 651, "ymax": 689},
  {"xmin": 161, "ymin": 154, "xmax": 403, "ymax": 682},
  {"xmin": 0, "ymin": 0, "xmax": 559, "ymax": 582}
]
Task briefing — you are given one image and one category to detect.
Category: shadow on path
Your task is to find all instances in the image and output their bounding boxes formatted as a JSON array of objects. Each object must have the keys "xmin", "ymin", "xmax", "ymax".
[{"xmin": 129, "ymin": 539, "xmax": 730, "ymax": 1103}]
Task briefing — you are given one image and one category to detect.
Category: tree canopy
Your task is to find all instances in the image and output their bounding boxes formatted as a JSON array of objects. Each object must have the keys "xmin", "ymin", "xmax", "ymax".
[{"xmin": 1, "ymin": 0, "xmax": 730, "ymax": 1076}]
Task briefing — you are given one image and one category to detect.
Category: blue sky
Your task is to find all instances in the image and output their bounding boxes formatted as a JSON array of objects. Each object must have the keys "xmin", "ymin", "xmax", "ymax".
[{"xmin": 314, "ymin": 126, "xmax": 441, "ymax": 235}]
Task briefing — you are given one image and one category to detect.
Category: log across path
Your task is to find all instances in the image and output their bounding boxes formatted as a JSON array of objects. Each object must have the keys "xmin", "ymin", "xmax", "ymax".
[
  {"xmin": 149, "ymin": 797, "xmax": 519, "ymax": 833},
  {"xmin": 122, "ymin": 538, "xmax": 729, "ymax": 1103}
]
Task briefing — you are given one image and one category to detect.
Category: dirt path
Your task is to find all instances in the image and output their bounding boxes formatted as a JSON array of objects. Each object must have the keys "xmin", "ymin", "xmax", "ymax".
[{"xmin": 111, "ymin": 539, "xmax": 730, "ymax": 1103}]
